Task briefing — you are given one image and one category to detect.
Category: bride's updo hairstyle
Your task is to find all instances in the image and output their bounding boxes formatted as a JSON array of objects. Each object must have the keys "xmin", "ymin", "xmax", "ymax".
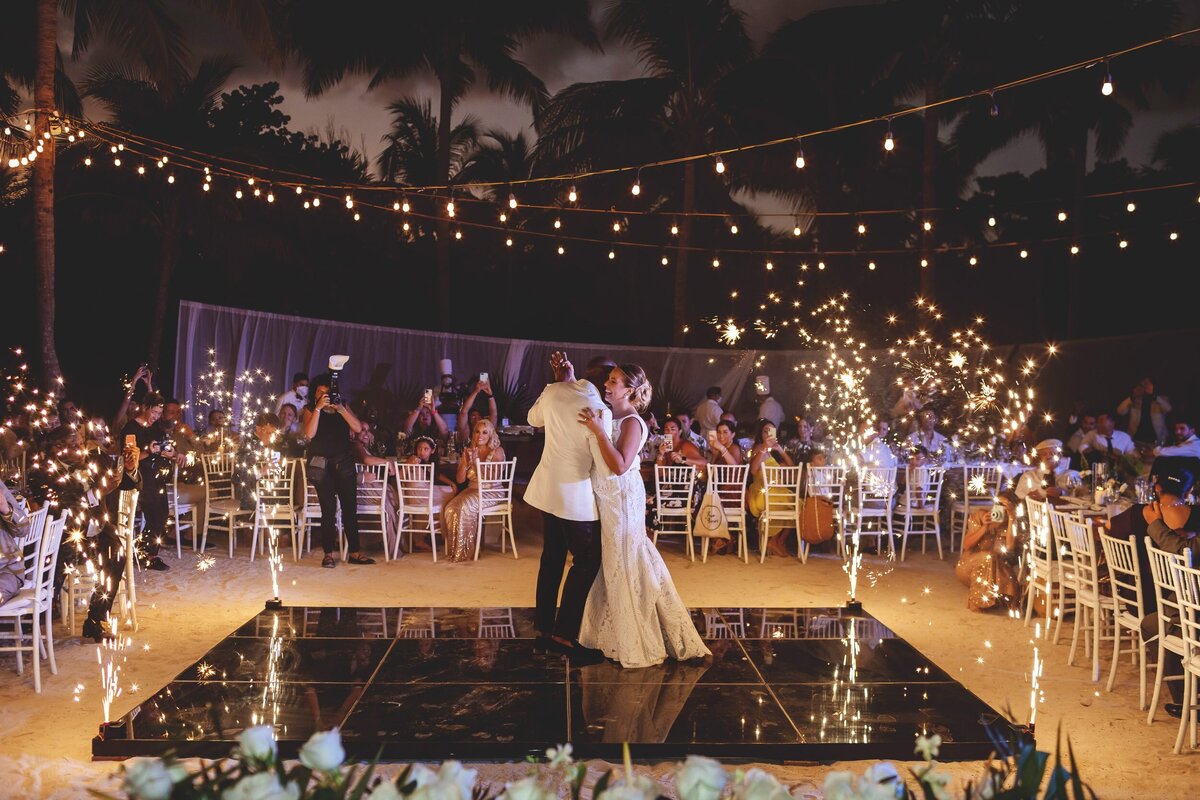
[{"xmin": 616, "ymin": 363, "xmax": 653, "ymax": 413}]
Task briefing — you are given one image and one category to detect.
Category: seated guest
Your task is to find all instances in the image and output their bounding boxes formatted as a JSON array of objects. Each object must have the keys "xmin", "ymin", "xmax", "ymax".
[
  {"xmin": 675, "ymin": 412, "xmax": 706, "ymax": 452},
  {"xmin": 233, "ymin": 412, "xmax": 281, "ymax": 510},
  {"xmin": 707, "ymin": 420, "xmax": 745, "ymax": 467},
  {"xmin": 956, "ymin": 495, "xmax": 1021, "ymax": 612},
  {"xmin": 442, "ymin": 419, "xmax": 506, "ymax": 562},
  {"xmin": 457, "ymin": 377, "xmax": 498, "ymax": 437},
  {"xmin": 640, "ymin": 410, "xmax": 660, "ymax": 436},
  {"xmin": 0, "ymin": 478, "xmax": 30, "ymax": 605},
  {"xmin": 276, "ymin": 372, "xmax": 309, "ymax": 414},
  {"xmin": 276, "ymin": 403, "xmax": 306, "ymax": 457},
  {"xmin": 860, "ymin": 418, "xmax": 898, "ymax": 468},
  {"xmin": 787, "ymin": 416, "xmax": 827, "ymax": 466},
  {"xmin": 1155, "ymin": 415, "xmax": 1200, "ymax": 461},
  {"xmin": 403, "ymin": 395, "xmax": 449, "ymax": 442},
  {"xmin": 1080, "ymin": 410, "xmax": 1136, "ymax": 463},
  {"xmin": 1065, "ymin": 411, "xmax": 1097, "ymax": 469},
  {"xmin": 200, "ymin": 408, "xmax": 239, "ymax": 452},
  {"xmin": 694, "ymin": 387, "xmax": 724, "ymax": 437},
  {"xmin": 907, "ymin": 409, "xmax": 949, "ymax": 460},
  {"xmin": 1141, "ymin": 467, "xmax": 1200, "ymax": 718},
  {"xmin": 748, "ymin": 418, "xmax": 796, "ymax": 557},
  {"xmin": 352, "ymin": 421, "xmax": 399, "ymax": 538},
  {"xmin": 1015, "ymin": 439, "xmax": 1079, "ymax": 501},
  {"xmin": 404, "ymin": 435, "xmax": 458, "ymax": 552},
  {"xmin": 656, "ymin": 417, "xmax": 705, "ymax": 469},
  {"xmin": 1117, "ymin": 377, "xmax": 1171, "ymax": 446}
]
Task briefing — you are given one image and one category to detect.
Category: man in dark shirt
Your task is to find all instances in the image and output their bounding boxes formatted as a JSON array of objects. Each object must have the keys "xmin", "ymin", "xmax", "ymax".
[{"xmin": 120, "ymin": 392, "xmax": 173, "ymax": 571}]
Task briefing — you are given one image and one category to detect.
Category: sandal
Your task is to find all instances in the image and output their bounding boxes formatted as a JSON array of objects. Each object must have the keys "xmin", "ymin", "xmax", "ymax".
[
  {"xmin": 321, "ymin": 554, "xmax": 336, "ymax": 569},
  {"xmin": 346, "ymin": 553, "xmax": 376, "ymax": 565}
]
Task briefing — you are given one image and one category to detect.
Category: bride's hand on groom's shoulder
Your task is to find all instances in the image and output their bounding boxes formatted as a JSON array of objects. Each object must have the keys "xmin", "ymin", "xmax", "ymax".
[{"xmin": 577, "ymin": 407, "xmax": 604, "ymax": 434}]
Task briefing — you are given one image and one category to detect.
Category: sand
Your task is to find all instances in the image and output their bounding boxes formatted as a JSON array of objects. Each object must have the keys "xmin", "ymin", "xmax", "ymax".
[{"xmin": 0, "ymin": 527, "xmax": 1190, "ymax": 799}]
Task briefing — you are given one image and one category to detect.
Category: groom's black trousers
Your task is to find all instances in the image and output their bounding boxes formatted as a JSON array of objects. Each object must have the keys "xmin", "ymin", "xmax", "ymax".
[{"xmin": 537, "ymin": 513, "xmax": 601, "ymax": 640}]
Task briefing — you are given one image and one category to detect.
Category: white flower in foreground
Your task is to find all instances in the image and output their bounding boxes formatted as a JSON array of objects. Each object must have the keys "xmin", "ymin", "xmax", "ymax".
[
  {"xmin": 407, "ymin": 763, "xmax": 440, "ymax": 789},
  {"xmin": 731, "ymin": 768, "xmax": 790, "ymax": 800},
  {"xmin": 408, "ymin": 761, "xmax": 479, "ymax": 800},
  {"xmin": 237, "ymin": 725, "xmax": 278, "ymax": 765},
  {"xmin": 914, "ymin": 734, "xmax": 942, "ymax": 761},
  {"xmin": 366, "ymin": 780, "xmax": 406, "ymax": 800},
  {"xmin": 920, "ymin": 766, "xmax": 953, "ymax": 800},
  {"xmin": 221, "ymin": 771, "xmax": 300, "ymax": 800},
  {"xmin": 861, "ymin": 763, "xmax": 905, "ymax": 799},
  {"xmin": 675, "ymin": 756, "xmax": 728, "ymax": 800},
  {"xmin": 545, "ymin": 744, "xmax": 574, "ymax": 768},
  {"xmin": 821, "ymin": 772, "xmax": 858, "ymax": 800},
  {"xmin": 597, "ymin": 774, "xmax": 659, "ymax": 800},
  {"xmin": 499, "ymin": 775, "xmax": 553, "ymax": 800},
  {"xmin": 122, "ymin": 758, "xmax": 185, "ymax": 800},
  {"xmin": 299, "ymin": 728, "xmax": 345, "ymax": 772}
]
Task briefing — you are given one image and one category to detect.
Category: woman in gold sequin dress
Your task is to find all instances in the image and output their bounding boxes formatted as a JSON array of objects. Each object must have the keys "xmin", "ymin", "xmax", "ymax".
[{"xmin": 442, "ymin": 419, "xmax": 506, "ymax": 561}]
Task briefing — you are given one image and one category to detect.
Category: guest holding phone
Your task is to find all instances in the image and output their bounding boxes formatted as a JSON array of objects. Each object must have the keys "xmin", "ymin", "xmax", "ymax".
[
  {"xmin": 403, "ymin": 389, "xmax": 449, "ymax": 443},
  {"xmin": 302, "ymin": 374, "xmax": 374, "ymax": 568},
  {"xmin": 748, "ymin": 418, "xmax": 795, "ymax": 557},
  {"xmin": 655, "ymin": 417, "xmax": 705, "ymax": 469},
  {"xmin": 457, "ymin": 374, "xmax": 499, "ymax": 446}
]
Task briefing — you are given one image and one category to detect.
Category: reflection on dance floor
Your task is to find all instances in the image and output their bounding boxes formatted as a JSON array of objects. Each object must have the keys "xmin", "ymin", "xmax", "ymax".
[{"xmin": 92, "ymin": 606, "xmax": 1014, "ymax": 761}]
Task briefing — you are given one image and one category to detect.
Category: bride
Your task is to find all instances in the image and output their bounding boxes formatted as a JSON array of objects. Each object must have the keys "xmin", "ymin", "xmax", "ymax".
[{"xmin": 576, "ymin": 364, "xmax": 710, "ymax": 668}]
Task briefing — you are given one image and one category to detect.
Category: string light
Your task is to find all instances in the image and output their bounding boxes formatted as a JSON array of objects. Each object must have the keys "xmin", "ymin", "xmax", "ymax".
[
  {"xmin": 923, "ymin": 220, "xmax": 932, "ymax": 231},
  {"xmin": 235, "ymin": 188, "xmax": 243, "ymax": 199},
  {"xmin": 266, "ymin": 190, "xmax": 273, "ymax": 202},
  {"xmin": 920, "ymin": 258, "xmax": 928, "ymax": 268},
  {"xmin": 608, "ymin": 249, "xmax": 616, "ymax": 260},
  {"xmin": 312, "ymin": 197, "xmax": 320, "ymax": 207},
  {"xmin": 393, "ymin": 200, "xmax": 401, "ymax": 211},
  {"xmin": 508, "ymin": 192, "xmax": 518, "ymax": 209},
  {"xmin": 567, "ymin": 185, "xmax": 577, "ymax": 203},
  {"xmin": 714, "ymin": 155, "xmax": 725, "ymax": 174},
  {"xmin": 765, "ymin": 260, "xmax": 774, "ymax": 271},
  {"xmin": 969, "ymin": 255, "xmax": 978, "ymax": 266},
  {"xmin": 557, "ymin": 244, "xmax": 565, "ymax": 255},
  {"xmin": 402, "ymin": 197, "xmax": 410, "ymax": 213},
  {"xmin": 712, "ymin": 256, "xmax": 721, "ymax": 268},
  {"xmin": 499, "ymin": 212, "xmax": 508, "ymax": 223},
  {"xmin": 987, "ymin": 216, "xmax": 996, "ymax": 227},
  {"xmin": 1057, "ymin": 210, "xmax": 1067, "ymax": 222},
  {"xmin": 1118, "ymin": 238, "xmax": 1128, "ymax": 249},
  {"xmin": 883, "ymin": 119, "xmax": 895, "ymax": 152},
  {"xmin": 868, "ymin": 260, "xmax": 876, "ymax": 270},
  {"xmin": 553, "ymin": 217, "xmax": 562, "ymax": 229},
  {"xmin": 1070, "ymin": 244, "xmax": 1080, "ymax": 254},
  {"xmin": 661, "ymin": 255, "xmax": 669, "ymax": 266},
  {"xmin": 670, "ymin": 223, "xmax": 679, "ymax": 236},
  {"xmin": 295, "ymin": 186, "xmax": 302, "ymax": 195},
  {"xmin": 818, "ymin": 261, "xmax": 826, "ymax": 270},
  {"xmin": 1126, "ymin": 201, "xmax": 1136, "ymax": 212},
  {"xmin": 1101, "ymin": 61, "xmax": 1114, "ymax": 95},
  {"xmin": 795, "ymin": 138, "xmax": 806, "ymax": 169},
  {"xmin": 446, "ymin": 199, "xmax": 455, "ymax": 217},
  {"xmin": 1169, "ymin": 231, "xmax": 1179, "ymax": 240},
  {"xmin": 729, "ymin": 223, "xmax": 739, "ymax": 235},
  {"xmin": 505, "ymin": 236, "xmax": 513, "ymax": 247},
  {"xmin": 1019, "ymin": 249, "xmax": 1029, "ymax": 259},
  {"xmin": 247, "ymin": 177, "xmax": 255, "ymax": 186},
  {"xmin": 631, "ymin": 170, "xmax": 642, "ymax": 196},
  {"xmin": 857, "ymin": 223, "xmax": 867, "ymax": 235},
  {"xmin": 612, "ymin": 220, "xmax": 621, "ymax": 233},
  {"xmin": 793, "ymin": 221, "xmax": 802, "ymax": 236},
  {"xmin": 454, "ymin": 228, "xmax": 462, "ymax": 240},
  {"xmin": 136, "ymin": 164, "xmax": 145, "ymax": 175},
  {"xmin": 202, "ymin": 182, "xmax": 210, "ymax": 192}
]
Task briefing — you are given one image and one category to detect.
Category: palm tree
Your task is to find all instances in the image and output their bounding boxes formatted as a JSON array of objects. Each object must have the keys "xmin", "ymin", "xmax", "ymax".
[
  {"xmin": 457, "ymin": 129, "xmax": 538, "ymax": 198},
  {"xmin": 376, "ymin": 97, "xmax": 478, "ymax": 187},
  {"xmin": 27, "ymin": 0, "xmax": 188, "ymax": 381},
  {"xmin": 535, "ymin": 0, "xmax": 757, "ymax": 346},
  {"xmin": 281, "ymin": 0, "xmax": 598, "ymax": 331},
  {"xmin": 81, "ymin": 57, "xmax": 238, "ymax": 369}
]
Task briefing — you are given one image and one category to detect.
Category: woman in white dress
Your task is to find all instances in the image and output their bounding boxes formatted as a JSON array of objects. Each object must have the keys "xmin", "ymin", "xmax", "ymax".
[{"xmin": 576, "ymin": 364, "xmax": 710, "ymax": 668}]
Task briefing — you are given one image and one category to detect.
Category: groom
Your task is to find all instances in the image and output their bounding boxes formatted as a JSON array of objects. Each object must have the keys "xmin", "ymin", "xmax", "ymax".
[{"xmin": 526, "ymin": 350, "xmax": 612, "ymax": 662}]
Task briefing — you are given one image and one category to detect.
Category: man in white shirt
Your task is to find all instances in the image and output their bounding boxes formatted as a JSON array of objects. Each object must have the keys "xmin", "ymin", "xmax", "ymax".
[
  {"xmin": 755, "ymin": 376, "xmax": 784, "ymax": 428},
  {"xmin": 526, "ymin": 351, "xmax": 609, "ymax": 662},
  {"xmin": 694, "ymin": 387, "xmax": 723, "ymax": 436},
  {"xmin": 859, "ymin": 419, "xmax": 897, "ymax": 468},
  {"xmin": 907, "ymin": 409, "xmax": 949, "ymax": 458},
  {"xmin": 1155, "ymin": 418, "xmax": 1200, "ymax": 460},
  {"xmin": 276, "ymin": 372, "xmax": 309, "ymax": 414},
  {"xmin": 675, "ymin": 411, "xmax": 706, "ymax": 451},
  {"xmin": 1065, "ymin": 412, "xmax": 1096, "ymax": 457},
  {"xmin": 1015, "ymin": 439, "xmax": 1079, "ymax": 501},
  {"xmin": 1081, "ymin": 411, "xmax": 1136, "ymax": 459}
]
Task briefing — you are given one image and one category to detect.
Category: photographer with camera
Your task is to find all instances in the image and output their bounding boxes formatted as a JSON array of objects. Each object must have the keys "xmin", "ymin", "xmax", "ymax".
[
  {"xmin": 301, "ymin": 358, "xmax": 375, "ymax": 568},
  {"xmin": 120, "ymin": 392, "xmax": 173, "ymax": 571}
]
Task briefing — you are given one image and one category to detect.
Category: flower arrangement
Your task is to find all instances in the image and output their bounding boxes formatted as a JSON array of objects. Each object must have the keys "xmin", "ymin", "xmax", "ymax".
[{"xmin": 99, "ymin": 723, "xmax": 1092, "ymax": 800}]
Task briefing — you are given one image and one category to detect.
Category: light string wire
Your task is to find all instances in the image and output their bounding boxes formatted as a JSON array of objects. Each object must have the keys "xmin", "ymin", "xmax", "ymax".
[
  {"xmin": 72, "ymin": 123, "xmax": 1198, "ymax": 262},
  {"xmin": 43, "ymin": 24, "xmax": 1200, "ymax": 197}
]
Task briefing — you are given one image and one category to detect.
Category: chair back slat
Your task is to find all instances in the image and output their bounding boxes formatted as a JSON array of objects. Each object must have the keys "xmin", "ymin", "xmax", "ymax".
[
  {"xmin": 355, "ymin": 462, "xmax": 390, "ymax": 509},
  {"xmin": 961, "ymin": 464, "xmax": 1003, "ymax": 501},
  {"xmin": 762, "ymin": 465, "xmax": 802, "ymax": 517},
  {"xmin": 202, "ymin": 452, "xmax": 236, "ymax": 502},
  {"xmin": 707, "ymin": 464, "xmax": 749, "ymax": 515},
  {"xmin": 396, "ymin": 462, "xmax": 436, "ymax": 509},
  {"xmin": 31, "ymin": 514, "xmax": 67, "ymax": 607},
  {"xmin": 1024, "ymin": 496, "xmax": 1054, "ymax": 569},
  {"xmin": 1147, "ymin": 544, "xmax": 1192, "ymax": 626},
  {"xmin": 1063, "ymin": 517, "xmax": 1101, "ymax": 594},
  {"xmin": 1099, "ymin": 532, "xmax": 1144, "ymax": 622},
  {"xmin": 655, "ymin": 465, "xmax": 697, "ymax": 513},
  {"xmin": 904, "ymin": 466, "xmax": 944, "ymax": 510},
  {"xmin": 477, "ymin": 459, "xmax": 516, "ymax": 510},
  {"xmin": 856, "ymin": 466, "xmax": 897, "ymax": 510},
  {"xmin": 807, "ymin": 466, "xmax": 847, "ymax": 504},
  {"xmin": 1173, "ymin": 562, "xmax": 1200, "ymax": 670}
]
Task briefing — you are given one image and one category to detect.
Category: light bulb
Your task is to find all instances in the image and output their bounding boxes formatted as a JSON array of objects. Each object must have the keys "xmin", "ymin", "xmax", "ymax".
[
  {"xmin": 247, "ymin": 177, "xmax": 255, "ymax": 186},
  {"xmin": 266, "ymin": 192, "xmax": 273, "ymax": 202},
  {"xmin": 454, "ymin": 229, "xmax": 462, "ymax": 240},
  {"xmin": 446, "ymin": 200, "xmax": 455, "ymax": 217},
  {"xmin": 253, "ymin": 187, "xmax": 261, "ymax": 197},
  {"xmin": 505, "ymin": 237, "xmax": 513, "ymax": 247},
  {"xmin": 499, "ymin": 212, "xmax": 508, "ymax": 223},
  {"xmin": 731, "ymin": 291, "xmax": 738, "ymax": 298},
  {"xmin": 1101, "ymin": 71, "xmax": 1113, "ymax": 96},
  {"xmin": 712, "ymin": 257, "xmax": 720, "ymax": 268},
  {"xmin": 6, "ymin": 158, "xmax": 17, "ymax": 168},
  {"xmin": 661, "ymin": 255, "xmax": 669, "ymax": 266},
  {"xmin": 795, "ymin": 150, "xmax": 806, "ymax": 169},
  {"xmin": 552, "ymin": 218, "xmax": 561, "ymax": 230},
  {"xmin": 110, "ymin": 145, "xmax": 118, "ymax": 154},
  {"xmin": 920, "ymin": 258, "xmax": 928, "ymax": 268},
  {"xmin": 608, "ymin": 250, "xmax": 616, "ymax": 260},
  {"xmin": 393, "ymin": 201, "xmax": 401, "ymax": 211},
  {"xmin": 156, "ymin": 160, "xmax": 164, "ymax": 168},
  {"xmin": 1170, "ymin": 231, "xmax": 1179, "ymax": 241},
  {"xmin": 345, "ymin": 196, "xmax": 354, "ymax": 209},
  {"xmin": 567, "ymin": 185, "xmax": 577, "ymax": 203},
  {"xmin": 793, "ymin": 225, "xmax": 801, "ymax": 237},
  {"xmin": 1057, "ymin": 210, "xmax": 1067, "ymax": 222},
  {"xmin": 1019, "ymin": 249, "xmax": 1028, "ymax": 259},
  {"xmin": 818, "ymin": 261, "xmax": 826, "ymax": 270},
  {"xmin": 612, "ymin": 221, "xmax": 621, "ymax": 233},
  {"xmin": 402, "ymin": 198, "xmax": 410, "ymax": 213},
  {"xmin": 730, "ymin": 224, "xmax": 739, "ymax": 235},
  {"xmin": 303, "ymin": 201, "xmax": 311, "ymax": 209},
  {"xmin": 670, "ymin": 224, "xmax": 679, "ymax": 236},
  {"xmin": 295, "ymin": 186, "xmax": 302, "ymax": 195},
  {"xmin": 987, "ymin": 216, "xmax": 996, "ymax": 227},
  {"xmin": 923, "ymin": 220, "xmax": 932, "ymax": 232},
  {"xmin": 312, "ymin": 197, "xmax": 320, "ymax": 207},
  {"xmin": 765, "ymin": 261, "xmax": 774, "ymax": 271},
  {"xmin": 631, "ymin": 180, "xmax": 641, "ymax": 196},
  {"xmin": 2, "ymin": 127, "xmax": 8, "ymax": 135},
  {"xmin": 883, "ymin": 130, "xmax": 894, "ymax": 151},
  {"xmin": 714, "ymin": 156, "xmax": 725, "ymax": 174},
  {"xmin": 857, "ymin": 223, "xmax": 866, "ymax": 235},
  {"xmin": 508, "ymin": 193, "xmax": 518, "ymax": 209},
  {"xmin": 160, "ymin": 155, "xmax": 166, "ymax": 162},
  {"xmin": 205, "ymin": 174, "xmax": 212, "ymax": 183},
  {"xmin": 557, "ymin": 245, "xmax": 565, "ymax": 255},
  {"xmin": 402, "ymin": 221, "xmax": 410, "ymax": 232},
  {"xmin": 1126, "ymin": 201, "xmax": 1136, "ymax": 212},
  {"xmin": 868, "ymin": 261, "xmax": 876, "ymax": 271},
  {"xmin": 235, "ymin": 189, "xmax": 243, "ymax": 199},
  {"xmin": 112, "ymin": 156, "xmax": 120, "ymax": 166},
  {"xmin": 969, "ymin": 256, "xmax": 978, "ymax": 266},
  {"xmin": 202, "ymin": 183, "xmax": 211, "ymax": 192},
  {"xmin": 353, "ymin": 212, "xmax": 360, "ymax": 221},
  {"xmin": 1070, "ymin": 245, "xmax": 1080, "ymax": 255},
  {"xmin": 1118, "ymin": 239, "xmax": 1128, "ymax": 249},
  {"xmin": 137, "ymin": 165, "xmax": 145, "ymax": 175}
]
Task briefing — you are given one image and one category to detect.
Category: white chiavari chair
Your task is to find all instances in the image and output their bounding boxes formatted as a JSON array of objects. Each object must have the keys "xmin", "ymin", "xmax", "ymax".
[
  {"xmin": 949, "ymin": 464, "xmax": 1002, "ymax": 551},
  {"xmin": 200, "ymin": 452, "xmax": 251, "ymax": 556},
  {"xmin": 807, "ymin": 465, "xmax": 848, "ymax": 557},
  {"xmin": 760, "ymin": 608, "xmax": 799, "ymax": 638},
  {"xmin": 760, "ymin": 465, "xmax": 805, "ymax": 563},
  {"xmin": 852, "ymin": 466, "xmax": 897, "ymax": 554},
  {"xmin": 114, "ymin": 489, "xmax": 140, "ymax": 632},
  {"xmin": 355, "ymin": 462, "xmax": 393, "ymax": 561},
  {"xmin": 1147, "ymin": 544, "xmax": 1193, "ymax": 724},
  {"xmin": 1023, "ymin": 496, "xmax": 1056, "ymax": 629},
  {"xmin": 168, "ymin": 461, "xmax": 200, "ymax": 558},
  {"xmin": 1170, "ymin": 561, "xmax": 1200, "ymax": 753},
  {"xmin": 653, "ymin": 464, "xmax": 697, "ymax": 561},
  {"xmin": 478, "ymin": 608, "xmax": 517, "ymax": 638},
  {"xmin": 252, "ymin": 459, "xmax": 299, "ymax": 562},
  {"xmin": 897, "ymin": 465, "xmax": 945, "ymax": 561},
  {"xmin": 397, "ymin": 607, "xmax": 437, "ymax": 638},
  {"xmin": 394, "ymin": 462, "xmax": 443, "ymax": 561},
  {"xmin": 705, "ymin": 464, "xmax": 749, "ymax": 563},
  {"xmin": 474, "ymin": 458, "xmax": 517, "ymax": 560},
  {"xmin": 703, "ymin": 607, "xmax": 745, "ymax": 638},
  {"xmin": 1099, "ymin": 532, "xmax": 1148, "ymax": 706},
  {"xmin": 0, "ymin": 511, "xmax": 65, "ymax": 692},
  {"xmin": 1064, "ymin": 516, "xmax": 1107, "ymax": 683},
  {"xmin": 1048, "ymin": 506, "xmax": 1079, "ymax": 645}
]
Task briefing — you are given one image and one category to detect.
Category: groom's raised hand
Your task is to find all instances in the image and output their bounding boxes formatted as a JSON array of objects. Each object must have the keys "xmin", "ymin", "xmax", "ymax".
[{"xmin": 550, "ymin": 350, "xmax": 576, "ymax": 383}]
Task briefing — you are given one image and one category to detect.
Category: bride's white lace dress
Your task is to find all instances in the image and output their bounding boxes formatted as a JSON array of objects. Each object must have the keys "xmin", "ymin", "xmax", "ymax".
[{"xmin": 579, "ymin": 414, "xmax": 711, "ymax": 668}]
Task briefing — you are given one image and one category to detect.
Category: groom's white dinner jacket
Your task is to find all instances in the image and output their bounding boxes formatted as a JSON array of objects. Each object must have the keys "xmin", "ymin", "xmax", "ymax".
[{"xmin": 525, "ymin": 378, "xmax": 612, "ymax": 522}]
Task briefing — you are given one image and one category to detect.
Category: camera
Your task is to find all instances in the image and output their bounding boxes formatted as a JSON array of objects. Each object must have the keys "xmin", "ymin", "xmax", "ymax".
[{"xmin": 326, "ymin": 355, "xmax": 349, "ymax": 408}]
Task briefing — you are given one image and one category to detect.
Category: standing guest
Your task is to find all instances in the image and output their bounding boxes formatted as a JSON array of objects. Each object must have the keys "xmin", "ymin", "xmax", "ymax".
[
  {"xmin": 1118, "ymin": 377, "xmax": 1170, "ymax": 446},
  {"xmin": 0, "ymin": 478, "xmax": 30, "ymax": 605},
  {"xmin": 908, "ymin": 409, "xmax": 949, "ymax": 459},
  {"xmin": 121, "ymin": 392, "xmax": 172, "ymax": 571},
  {"xmin": 302, "ymin": 375, "xmax": 374, "ymax": 568},
  {"xmin": 1015, "ymin": 439, "xmax": 1079, "ymax": 501},
  {"xmin": 112, "ymin": 364, "xmax": 152, "ymax": 435},
  {"xmin": 656, "ymin": 417, "xmax": 705, "ymax": 469},
  {"xmin": 1080, "ymin": 410, "xmax": 1136, "ymax": 462},
  {"xmin": 276, "ymin": 372, "xmax": 309, "ymax": 414},
  {"xmin": 755, "ymin": 377, "xmax": 784, "ymax": 428},
  {"xmin": 748, "ymin": 419, "xmax": 796, "ymax": 557},
  {"xmin": 694, "ymin": 387, "xmax": 724, "ymax": 437},
  {"xmin": 458, "ymin": 376, "xmax": 499, "ymax": 436},
  {"xmin": 1141, "ymin": 467, "xmax": 1200, "ymax": 718},
  {"xmin": 442, "ymin": 419, "xmax": 506, "ymax": 562},
  {"xmin": 403, "ymin": 394, "xmax": 449, "ymax": 442}
]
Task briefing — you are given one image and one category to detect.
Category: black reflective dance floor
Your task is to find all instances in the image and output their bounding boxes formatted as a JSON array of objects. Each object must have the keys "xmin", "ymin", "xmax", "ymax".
[{"xmin": 92, "ymin": 606, "xmax": 1019, "ymax": 762}]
